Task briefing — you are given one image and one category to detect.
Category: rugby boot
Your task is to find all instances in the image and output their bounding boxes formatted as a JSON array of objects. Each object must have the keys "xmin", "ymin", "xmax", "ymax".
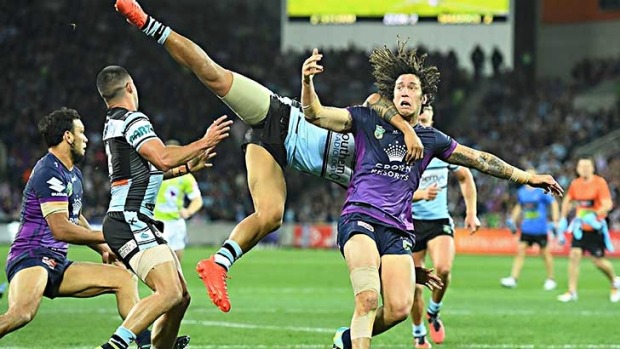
[{"xmin": 196, "ymin": 256, "xmax": 231, "ymax": 312}]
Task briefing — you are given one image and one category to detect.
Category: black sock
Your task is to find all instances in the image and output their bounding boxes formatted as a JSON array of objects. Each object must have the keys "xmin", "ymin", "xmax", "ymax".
[
  {"xmin": 135, "ymin": 329, "xmax": 151, "ymax": 347},
  {"xmin": 343, "ymin": 328, "xmax": 352, "ymax": 348}
]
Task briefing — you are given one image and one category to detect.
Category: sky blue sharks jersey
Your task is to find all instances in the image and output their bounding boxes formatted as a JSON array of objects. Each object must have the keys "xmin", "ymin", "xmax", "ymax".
[
  {"xmin": 282, "ymin": 96, "xmax": 355, "ymax": 187},
  {"xmin": 412, "ymin": 158, "xmax": 460, "ymax": 220}
]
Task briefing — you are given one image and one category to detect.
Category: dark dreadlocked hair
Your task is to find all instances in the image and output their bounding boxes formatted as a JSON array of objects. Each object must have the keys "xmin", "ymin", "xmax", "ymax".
[{"xmin": 369, "ymin": 40, "xmax": 440, "ymax": 107}]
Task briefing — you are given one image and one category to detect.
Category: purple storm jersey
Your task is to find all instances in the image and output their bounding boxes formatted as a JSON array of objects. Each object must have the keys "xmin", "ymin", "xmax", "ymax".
[
  {"xmin": 341, "ymin": 106, "xmax": 457, "ymax": 231},
  {"xmin": 7, "ymin": 153, "xmax": 83, "ymax": 262}
]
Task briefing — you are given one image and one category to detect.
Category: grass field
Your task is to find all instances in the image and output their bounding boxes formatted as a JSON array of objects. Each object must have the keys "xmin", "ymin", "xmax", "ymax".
[{"xmin": 1, "ymin": 245, "xmax": 619, "ymax": 348}]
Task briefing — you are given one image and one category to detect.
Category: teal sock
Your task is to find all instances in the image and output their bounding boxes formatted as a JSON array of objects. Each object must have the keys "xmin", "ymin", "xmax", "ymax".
[
  {"xmin": 413, "ymin": 323, "xmax": 427, "ymax": 337},
  {"xmin": 110, "ymin": 326, "xmax": 136, "ymax": 349},
  {"xmin": 428, "ymin": 300, "xmax": 442, "ymax": 315},
  {"xmin": 214, "ymin": 239, "xmax": 244, "ymax": 271}
]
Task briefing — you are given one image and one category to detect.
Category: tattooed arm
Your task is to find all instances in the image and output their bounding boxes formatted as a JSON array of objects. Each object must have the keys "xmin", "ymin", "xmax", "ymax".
[
  {"xmin": 364, "ymin": 93, "xmax": 423, "ymax": 161},
  {"xmin": 445, "ymin": 144, "xmax": 564, "ymax": 196}
]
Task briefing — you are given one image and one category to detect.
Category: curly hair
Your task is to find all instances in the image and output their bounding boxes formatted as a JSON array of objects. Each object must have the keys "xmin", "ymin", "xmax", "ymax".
[
  {"xmin": 38, "ymin": 107, "xmax": 81, "ymax": 148},
  {"xmin": 369, "ymin": 40, "xmax": 440, "ymax": 106}
]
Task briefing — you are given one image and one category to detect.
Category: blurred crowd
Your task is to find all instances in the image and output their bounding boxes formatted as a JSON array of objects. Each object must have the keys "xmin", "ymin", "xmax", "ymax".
[{"xmin": 1, "ymin": 1, "xmax": 619, "ymax": 229}]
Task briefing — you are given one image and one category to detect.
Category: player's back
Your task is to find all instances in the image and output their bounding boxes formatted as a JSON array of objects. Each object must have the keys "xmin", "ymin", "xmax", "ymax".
[
  {"xmin": 8, "ymin": 153, "xmax": 83, "ymax": 262},
  {"xmin": 285, "ymin": 99, "xmax": 355, "ymax": 187},
  {"xmin": 518, "ymin": 186, "xmax": 551, "ymax": 235},
  {"xmin": 103, "ymin": 107, "xmax": 163, "ymax": 218}
]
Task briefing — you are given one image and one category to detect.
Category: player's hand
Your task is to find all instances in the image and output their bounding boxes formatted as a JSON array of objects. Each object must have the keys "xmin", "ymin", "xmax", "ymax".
[
  {"xmin": 203, "ymin": 115, "xmax": 232, "ymax": 148},
  {"xmin": 422, "ymin": 183, "xmax": 439, "ymax": 201},
  {"xmin": 527, "ymin": 174, "xmax": 563, "ymax": 196},
  {"xmin": 404, "ymin": 128, "xmax": 424, "ymax": 162},
  {"xmin": 301, "ymin": 48, "xmax": 324, "ymax": 84},
  {"xmin": 465, "ymin": 214, "xmax": 481, "ymax": 234},
  {"xmin": 415, "ymin": 267, "xmax": 443, "ymax": 291},
  {"xmin": 115, "ymin": 0, "xmax": 149, "ymax": 29},
  {"xmin": 100, "ymin": 244, "xmax": 120, "ymax": 264},
  {"xmin": 505, "ymin": 218, "xmax": 517, "ymax": 234},
  {"xmin": 557, "ymin": 232, "xmax": 566, "ymax": 246},
  {"xmin": 188, "ymin": 147, "xmax": 217, "ymax": 173}
]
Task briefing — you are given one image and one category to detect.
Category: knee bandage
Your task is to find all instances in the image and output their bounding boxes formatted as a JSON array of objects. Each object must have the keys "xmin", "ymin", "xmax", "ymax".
[
  {"xmin": 349, "ymin": 266, "xmax": 380, "ymax": 340},
  {"xmin": 220, "ymin": 72, "xmax": 272, "ymax": 126},
  {"xmin": 350, "ymin": 266, "xmax": 381, "ymax": 296}
]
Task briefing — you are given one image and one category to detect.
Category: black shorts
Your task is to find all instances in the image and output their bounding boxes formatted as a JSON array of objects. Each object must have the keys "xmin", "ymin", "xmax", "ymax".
[
  {"xmin": 571, "ymin": 231, "xmax": 605, "ymax": 257},
  {"xmin": 243, "ymin": 95, "xmax": 297, "ymax": 169},
  {"xmin": 412, "ymin": 218, "xmax": 454, "ymax": 253},
  {"xmin": 520, "ymin": 233, "xmax": 548, "ymax": 248},
  {"xmin": 5, "ymin": 247, "xmax": 73, "ymax": 299},
  {"xmin": 103, "ymin": 211, "xmax": 167, "ymax": 269},
  {"xmin": 337, "ymin": 213, "xmax": 415, "ymax": 257}
]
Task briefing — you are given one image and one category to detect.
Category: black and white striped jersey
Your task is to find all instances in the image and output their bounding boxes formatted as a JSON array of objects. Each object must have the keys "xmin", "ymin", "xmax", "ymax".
[{"xmin": 102, "ymin": 107, "xmax": 164, "ymax": 218}]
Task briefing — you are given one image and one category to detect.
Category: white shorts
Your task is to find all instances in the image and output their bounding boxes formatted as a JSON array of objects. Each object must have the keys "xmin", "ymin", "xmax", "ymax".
[{"xmin": 162, "ymin": 218, "xmax": 188, "ymax": 251}]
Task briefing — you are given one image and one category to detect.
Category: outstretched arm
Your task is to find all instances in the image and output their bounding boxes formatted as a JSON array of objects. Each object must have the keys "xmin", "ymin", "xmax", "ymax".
[
  {"xmin": 364, "ymin": 93, "xmax": 424, "ymax": 161},
  {"xmin": 445, "ymin": 144, "xmax": 564, "ymax": 196},
  {"xmin": 301, "ymin": 49, "xmax": 353, "ymax": 133}
]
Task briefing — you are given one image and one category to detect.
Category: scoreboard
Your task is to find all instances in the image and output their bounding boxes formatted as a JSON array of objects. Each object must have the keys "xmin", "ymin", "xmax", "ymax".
[{"xmin": 287, "ymin": 0, "xmax": 510, "ymax": 25}]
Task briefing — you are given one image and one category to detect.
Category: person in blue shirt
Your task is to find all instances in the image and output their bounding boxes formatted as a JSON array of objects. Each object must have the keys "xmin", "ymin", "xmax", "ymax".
[
  {"xmin": 501, "ymin": 169, "xmax": 559, "ymax": 291},
  {"xmin": 300, "ymin": 45, "xmax": 563, "ymax": 349},
  {"xmin": 409, "ymin": 106, "xmax": 481, "ymax": 348}
]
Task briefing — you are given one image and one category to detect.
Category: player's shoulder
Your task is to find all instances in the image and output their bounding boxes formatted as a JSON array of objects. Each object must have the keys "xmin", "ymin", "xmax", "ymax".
[
  {"xmin": 414, "ymin": 124, "xmax": 454, "ymax": 148},
  {"xmin": 32, "ymin": 154, "xmax": 65, "ymax": 177},
  {"xmin": 413, "ymin": 124, "xmax": 450, "ymax": 138},
  {"xmin": 348, "ymin": 105, "xmax": 380, "ymax": 119},
  {"xmin": 593, "ymin": 175, "xmax": 609, "ymax": 184}
]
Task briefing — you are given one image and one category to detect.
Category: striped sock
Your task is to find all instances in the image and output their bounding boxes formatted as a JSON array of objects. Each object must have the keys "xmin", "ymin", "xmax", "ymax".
[
  {"xmin": 141, "ymin": 16, "xmax": 171, "ymax": 44},
  {"xmin": 214, "ymin": 239, "xmax": 243, "ymax": 271},
  {"xmin": 108, "ymin": 326, "xmax": 136, "ymax": 349}
]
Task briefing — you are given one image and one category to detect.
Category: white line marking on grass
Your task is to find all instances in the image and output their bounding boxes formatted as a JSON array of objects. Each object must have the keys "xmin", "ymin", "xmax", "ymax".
[{"xmin": 183, "ymin": 319, "xmax": 334, "ymax": 333}]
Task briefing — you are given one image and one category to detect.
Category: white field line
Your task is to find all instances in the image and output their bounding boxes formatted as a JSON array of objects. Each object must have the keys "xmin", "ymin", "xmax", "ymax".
[
  {"xmin": 36, "ymin": 307, "xmax": 620, "ymax": 318},
  {"xmin": 183, "ymin": 319, "xmax": 334, "ymax": 333}
]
